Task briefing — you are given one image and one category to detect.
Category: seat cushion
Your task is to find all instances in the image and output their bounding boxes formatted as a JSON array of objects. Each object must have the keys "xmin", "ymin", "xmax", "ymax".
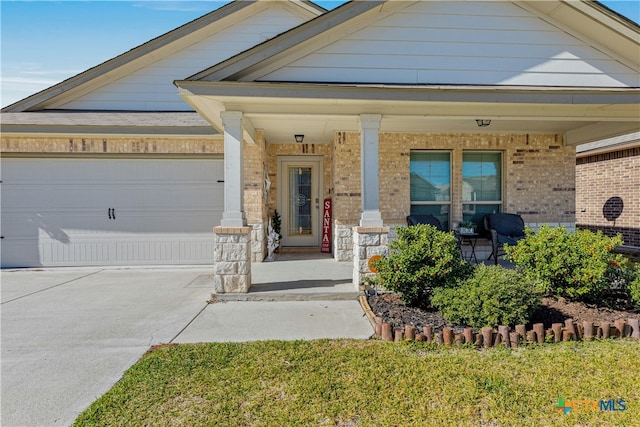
[
  {"xmin": 406, "ymin": 214, "xmax": 443, "ymax": 230},
  {"xmin": 488, "ymin": 213, "xmax": 525, "ymax": 237},
  {"xmin": 497, "ymin": 234, "xmax": 524, "ymax": 245}
]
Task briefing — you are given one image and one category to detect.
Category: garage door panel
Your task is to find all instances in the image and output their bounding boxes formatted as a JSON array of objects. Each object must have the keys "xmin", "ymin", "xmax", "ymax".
[
  {"xmin": 1, "ymin": 158, "xmax": 223, "ymax": 267},
  {"xmin": 4, "ymin": 211, "xmax": 115, "ymax": 238},
  {"xmin": 177, "ymin": 239, "xmax": 215, "ymax": 261},
  {"xmin": 41, "ymin": 241, "xmax": 111, "ymax": 265},
  {"xmin": 1, "ymin": 241, "xmax": 41, "ymax": 268}
]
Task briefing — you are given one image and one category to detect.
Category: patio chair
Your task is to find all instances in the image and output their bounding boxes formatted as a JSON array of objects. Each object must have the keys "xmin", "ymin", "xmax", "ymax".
[
  {"xmin": 406, "ymin": 214, "xmax": 444, "ymax": 231},
  {"xmin": 485, "ymin": 213, "xmax": 526, "ymax": 265}
]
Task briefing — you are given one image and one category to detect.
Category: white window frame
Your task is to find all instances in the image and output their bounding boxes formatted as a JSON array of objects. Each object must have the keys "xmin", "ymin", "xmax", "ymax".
[
  {"xmin": 409, "ymin": 150, "xmax": 452, "ymax": 229},
  {"xmin": 462, "ymin": 151, "xmax": 503, "ymax": 222}
]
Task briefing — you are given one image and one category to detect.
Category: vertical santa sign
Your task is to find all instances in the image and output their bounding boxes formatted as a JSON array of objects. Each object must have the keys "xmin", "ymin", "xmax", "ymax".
[{"xmin": 321, "ymin": 198, "xmax": 332, "ymax": 253}]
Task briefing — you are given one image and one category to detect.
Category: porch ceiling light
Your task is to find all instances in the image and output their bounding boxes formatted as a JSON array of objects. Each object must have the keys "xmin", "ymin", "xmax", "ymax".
[
  {"xmin": 476, "ymin": 119, "xmax": 491, "ymax": 127},
  {"xmin": 295, "ymin": 134, "xmax": 305, "ymax": 143}
]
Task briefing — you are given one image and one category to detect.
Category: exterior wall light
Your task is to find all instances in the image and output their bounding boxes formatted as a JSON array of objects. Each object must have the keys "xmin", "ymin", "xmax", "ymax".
[
  {"xmin": 476, "ymin": 119, "xmax": 491, "ymax": 127},
  {"xmin": 295, "ymin": 134, "xmax": 304, "ymax": 143}
]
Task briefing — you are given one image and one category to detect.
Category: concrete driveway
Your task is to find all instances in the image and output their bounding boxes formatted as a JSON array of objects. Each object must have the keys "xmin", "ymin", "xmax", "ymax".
[{"xmin": 1, "ymin": 265, "xmax": 372, "ymax": 427}]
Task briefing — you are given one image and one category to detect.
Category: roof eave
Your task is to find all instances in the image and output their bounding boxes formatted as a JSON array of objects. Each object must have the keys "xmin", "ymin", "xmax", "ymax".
[
  {"xmin": 0, "ymin": 124, "xmax": 220, "ymax": 138},
  {"xmin": 175, "ymin": 80, "xmax": 640, "ymax": 105}
]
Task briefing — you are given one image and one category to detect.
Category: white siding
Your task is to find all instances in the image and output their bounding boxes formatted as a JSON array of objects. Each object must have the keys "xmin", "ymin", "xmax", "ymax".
[
  {"xmin": 61, "ymin": 7, "xmax": 307, "ymax": 110},
  {"xmin": 260, "ymin": 1, "xmax": 638, "ymax": 87}
]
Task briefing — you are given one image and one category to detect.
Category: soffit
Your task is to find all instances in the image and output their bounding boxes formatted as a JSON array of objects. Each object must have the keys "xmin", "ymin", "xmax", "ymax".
[{"xmin": 176, "ymin": 81, "xmax": 640, "ymax": 146}]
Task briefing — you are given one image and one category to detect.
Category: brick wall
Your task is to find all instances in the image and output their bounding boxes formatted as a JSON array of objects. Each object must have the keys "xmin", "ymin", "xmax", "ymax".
[
  {"xmin": 244, "ymin": 131, "xmax": 269, "ymax": 261},
  {"xmin": 332, "ymin": 132, "xmax": 575, "ymax": 226},
  {"xmin": 4, "ymin": 131, "xmax": 580, "ymax": 258},
  {"xmin": 331, "ymin": 131, "xmax": 575, "ymax": 259},
  {"xmin": 1, "ymin": 135, "xmax": 224, "ymax": 154},
  {"xmin": 576, "ymin": 145, "xmax": 640, "ymax": 247},
  {"xmin": 333, "ymin": 132, "xmax": 361, "ymax": 224}
]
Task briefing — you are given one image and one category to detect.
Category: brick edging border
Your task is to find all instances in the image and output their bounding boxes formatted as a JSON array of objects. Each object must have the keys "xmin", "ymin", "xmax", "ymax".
[{"xmin": 358, "ymin": 295, "xmax": 640, "ymax": 347}]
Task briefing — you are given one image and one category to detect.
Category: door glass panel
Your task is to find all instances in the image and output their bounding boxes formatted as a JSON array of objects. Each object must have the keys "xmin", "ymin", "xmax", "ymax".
[{"xmin": 288, "ymin": 166, "xmax": 313, "ymax": 235}]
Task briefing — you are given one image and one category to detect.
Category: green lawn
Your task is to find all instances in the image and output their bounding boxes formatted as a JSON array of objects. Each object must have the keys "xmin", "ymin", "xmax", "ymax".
[{"xmin": 75, "ymin": 340, "xmax": 639, "ymax": 426}]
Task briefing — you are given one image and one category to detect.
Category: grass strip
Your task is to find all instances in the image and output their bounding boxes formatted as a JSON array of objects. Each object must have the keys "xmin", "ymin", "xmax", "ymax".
[{"xmin": 74, "ymin": 339, "xmax": 639, "ymax": 426}]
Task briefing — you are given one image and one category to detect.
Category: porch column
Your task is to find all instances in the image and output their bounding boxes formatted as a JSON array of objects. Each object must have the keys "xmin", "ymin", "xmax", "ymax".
[
  {"xmin": 220, "ymin": 111, "xmax": 246, "ymax": 227},
  {"xmin": 359, "ymin": 114, "xmax": 383, "ymax": 227},
  {"xmin": 214, "ymin": 111, "xmax": 251, "ymax": 293}
]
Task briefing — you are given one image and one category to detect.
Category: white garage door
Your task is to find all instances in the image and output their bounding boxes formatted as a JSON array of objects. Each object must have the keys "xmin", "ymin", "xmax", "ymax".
[{"xmin": 1, "ymin": 157, "xmax": 224, "ymax": 268}]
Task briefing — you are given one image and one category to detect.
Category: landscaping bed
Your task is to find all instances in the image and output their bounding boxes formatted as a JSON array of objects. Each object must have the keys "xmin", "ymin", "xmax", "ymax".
[
  {"xmin": 367, "ymin": 291, "xmax": 640, "ymax": 335},
  {"xmin": 366, "ymin": 224, "xmax": 640, "ymax": 344}
]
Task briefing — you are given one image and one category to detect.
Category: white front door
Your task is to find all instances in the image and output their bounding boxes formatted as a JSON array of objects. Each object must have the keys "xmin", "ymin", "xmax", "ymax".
[{"xmin": 278, "ymin": 157, "xmax": 322, "ymax": 247}]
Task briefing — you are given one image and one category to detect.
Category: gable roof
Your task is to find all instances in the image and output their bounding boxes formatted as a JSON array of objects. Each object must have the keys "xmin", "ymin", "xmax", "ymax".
[
  {"xmin": 174, "ymin": 0, "xmax": 639, "ymax": 145},
  {"xmin": 187, "ymin": 0, "xmax": 640, "ymax": 85},
  {"xmin": 2, "ymin": 0, "xmax": 324, "ymax": 113}
]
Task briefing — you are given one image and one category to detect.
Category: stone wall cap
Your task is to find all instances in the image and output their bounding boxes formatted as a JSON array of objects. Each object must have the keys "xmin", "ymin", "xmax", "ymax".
[
  {"xmin": 213, "ymin": 226, "xmax": 252, "ymax": 234},
  {"xmin": 354, "ymin": 226, "xmax": 390, "ymax": 233}
]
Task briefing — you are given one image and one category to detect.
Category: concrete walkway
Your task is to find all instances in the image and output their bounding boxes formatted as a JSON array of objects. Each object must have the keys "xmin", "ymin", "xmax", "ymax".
[{"xmin": 1, "ymin": 257, "xmax": 372, "ymax": 427}]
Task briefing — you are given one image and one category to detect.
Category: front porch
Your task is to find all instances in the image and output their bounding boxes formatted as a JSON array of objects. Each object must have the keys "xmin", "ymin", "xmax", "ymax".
[
  {"xmin": 212, "ymin": 243, "xmax": 509, "ymax": 299},
  {"xmin": 217, "ymin": 252, "xmax": 357, "ymax": 301}
]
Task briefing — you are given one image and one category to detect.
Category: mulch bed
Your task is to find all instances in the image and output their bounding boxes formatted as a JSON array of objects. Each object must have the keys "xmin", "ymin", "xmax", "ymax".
[{"xmin": 367, "ymin": 291, "xmax": 640, "ymax": 335}]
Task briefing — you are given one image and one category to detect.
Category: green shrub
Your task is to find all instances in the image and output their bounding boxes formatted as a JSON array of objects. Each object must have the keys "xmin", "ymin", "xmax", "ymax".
[
  {"xmin": 431, "ymin": 265, "xmax": 542, "ymax": 329},
  {"xmin": 628, "ymin": 264, "xmax": 640, "ymax": 308},
  {"xmin": 504, "ymin": 226, "xmax": 625, "ymax": 301},
  {"xmin": 368, "ymin": 224, "xmax": 472, "ymax": 309}
]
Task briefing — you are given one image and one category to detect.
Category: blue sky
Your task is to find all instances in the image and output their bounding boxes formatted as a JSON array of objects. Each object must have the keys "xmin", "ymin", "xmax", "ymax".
[{"xmin": 1, "ymin": 0, "xmax": 638, "ymax": 108}]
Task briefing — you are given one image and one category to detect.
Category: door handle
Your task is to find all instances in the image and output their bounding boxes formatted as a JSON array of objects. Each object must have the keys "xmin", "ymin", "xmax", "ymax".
[
  {"xmin": 108, "ymin": 208, "xmax": 112, "ymax": 219},
  {"xmin": 112, "ymin": 208, "xmax": 116, "ymax": 220}
]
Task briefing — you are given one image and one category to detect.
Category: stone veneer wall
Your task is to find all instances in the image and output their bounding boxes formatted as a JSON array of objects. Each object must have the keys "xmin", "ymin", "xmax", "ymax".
[
  {"xmin": 213, "ymin": 226, "xmax": 252, "ymax": 293},
  {"xmin": 331, "ymin": 131, "xmax": 576, "ymax": 260},
  {"xmin": 352, "ymin": 226, "xmax": 389, "ymax": 286},
  {"xmin": 576, "ymin": 144, "xmax": 640, "ymax": 247}
]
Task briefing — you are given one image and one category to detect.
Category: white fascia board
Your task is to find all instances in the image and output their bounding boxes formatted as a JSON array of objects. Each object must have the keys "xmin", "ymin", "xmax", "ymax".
[
  {"xmin": 287, "ymin": 0, "xmax": 327, "ymax": 15},
  {"xmin": 174, "ymin": 81, "xmax": 640, "ymax": 106}
]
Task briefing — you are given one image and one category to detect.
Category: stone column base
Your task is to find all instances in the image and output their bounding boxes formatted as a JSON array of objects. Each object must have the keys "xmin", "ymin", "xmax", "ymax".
[
  {"xmin": 213, "ymin": 226, "xmax": 252, "ymax": 293},
  {"xmin": 353, "ymin": 226, "xmax": 389, "ymax": 289}
]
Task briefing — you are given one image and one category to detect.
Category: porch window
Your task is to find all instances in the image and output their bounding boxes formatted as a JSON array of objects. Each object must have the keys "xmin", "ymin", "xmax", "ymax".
[
  {"xmin": 410, "ymin": 151, "xmax": 451, "ymax": 230},
  {"xmin": 462, "ymin": 151, "xmax": 502, "ymax": 227}
]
